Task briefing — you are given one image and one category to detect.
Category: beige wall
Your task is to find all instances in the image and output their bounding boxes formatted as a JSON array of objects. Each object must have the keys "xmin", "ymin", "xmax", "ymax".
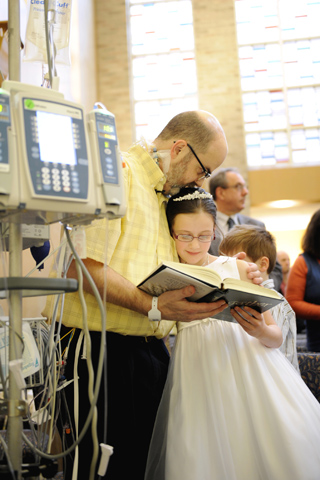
[
  {"xmin": 249, "ymin": 166, "xmax": 320, "ymax": 206},
  {"xmin": 94, "ymin": 1, "xmax": 132, "ymax": 151},
  {"xmin": 193, "ymin": 0, "xmax": 247, "ymax": 176}
]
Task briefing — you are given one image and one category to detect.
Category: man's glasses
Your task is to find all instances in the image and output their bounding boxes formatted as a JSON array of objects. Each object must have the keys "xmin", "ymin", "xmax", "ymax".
[
  {"xmin": 187, "ymin": 143, "xmax": 211, "ymax": 180},
  {"xmin": 222, "ymin": 183, "xmax": 248, "ymax": 192},
  {"xmin": 173, "ymin": 232, "xmax": 214, "ymax": 243}
]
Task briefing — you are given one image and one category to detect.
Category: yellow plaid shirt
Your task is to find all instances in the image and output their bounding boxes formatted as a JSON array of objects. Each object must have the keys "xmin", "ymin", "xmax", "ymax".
[{"xmin": 44, "ymin": 143, "xmax": 179, "ymax": 338}]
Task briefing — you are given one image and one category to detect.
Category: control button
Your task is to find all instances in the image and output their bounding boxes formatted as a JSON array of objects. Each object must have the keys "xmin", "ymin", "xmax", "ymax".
[
  {"xmin": 63, "ymin": 186, "xmax": 71, "ymax": 193},
  {"xmin": 78, "ymin": 158, "xmax": 88, "ymax": 166},
  {"xmin": 53, "ymin": 185, "xmax": 61, "ymax": 192}
]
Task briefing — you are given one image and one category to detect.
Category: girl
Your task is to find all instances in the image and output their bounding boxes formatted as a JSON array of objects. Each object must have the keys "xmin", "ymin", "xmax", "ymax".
[{"xmin": 145, "ymin": 187, "xmax": 320, "ymax": 480}]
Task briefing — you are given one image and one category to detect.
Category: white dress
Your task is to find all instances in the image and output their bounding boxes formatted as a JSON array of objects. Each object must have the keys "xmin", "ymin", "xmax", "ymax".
[{"xmin": 145, "ymin": 257, "xmax": 320, "ymax": 480}]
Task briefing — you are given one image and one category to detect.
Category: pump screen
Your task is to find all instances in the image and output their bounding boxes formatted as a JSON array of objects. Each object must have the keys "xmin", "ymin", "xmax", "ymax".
[{"xmin": 37, "ymin": 111, "xmax": 77, "ymax": 166}]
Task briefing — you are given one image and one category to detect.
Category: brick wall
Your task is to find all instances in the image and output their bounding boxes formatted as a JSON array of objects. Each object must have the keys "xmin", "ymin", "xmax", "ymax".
[
  {"xmin": 94, "ymin": 1, "xmax": 132, "ymax": 151},
  {"xmin": 193, "ymin": 0, "xmax": 247, "ymax": 176}
]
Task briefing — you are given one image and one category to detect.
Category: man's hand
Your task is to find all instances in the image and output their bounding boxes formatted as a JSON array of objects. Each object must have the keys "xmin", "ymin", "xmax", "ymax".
[
  {"xmin": 233, "ymin": 251, "xmax": 263, "ymax": 285},
  {"xmin": 157, "ymin": 285, "xmax": 227, "ymax": 322}
]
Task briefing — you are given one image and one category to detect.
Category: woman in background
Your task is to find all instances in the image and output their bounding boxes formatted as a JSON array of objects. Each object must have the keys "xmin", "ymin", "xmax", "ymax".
[{"xmin": 286, "ymin": 209, "xmax": 320, "ymax": 351}]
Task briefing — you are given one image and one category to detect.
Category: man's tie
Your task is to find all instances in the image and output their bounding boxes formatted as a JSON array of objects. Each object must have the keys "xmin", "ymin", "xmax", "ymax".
[{"xmin": 227, "ymin": 217, "xmax": 235, "ymax": 230}]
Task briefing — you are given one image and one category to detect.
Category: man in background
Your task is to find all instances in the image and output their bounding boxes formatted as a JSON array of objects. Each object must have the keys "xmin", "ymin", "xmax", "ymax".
[
  {"xmin": 277, "ymin": 250, "xmax": 291, "ymax": 296},
  {"xmin": 209, "ymin": 167, "xmax": 282, "ymax": 291}
]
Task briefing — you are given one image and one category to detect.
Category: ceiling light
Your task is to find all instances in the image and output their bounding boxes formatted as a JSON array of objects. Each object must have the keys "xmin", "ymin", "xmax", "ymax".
[{"xmin": 266, "ymin": 200, "xmax": 304, "ymax": 209}]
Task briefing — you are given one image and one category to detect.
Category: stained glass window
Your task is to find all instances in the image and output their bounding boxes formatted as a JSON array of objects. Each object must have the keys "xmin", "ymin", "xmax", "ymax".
[
  {"xmin": 128, "ymin": 1, "xmax": 198, "ymax": 140},
  {"xmin": 235, "ymin": 0, "xmax": 320, "ymax": 167}
]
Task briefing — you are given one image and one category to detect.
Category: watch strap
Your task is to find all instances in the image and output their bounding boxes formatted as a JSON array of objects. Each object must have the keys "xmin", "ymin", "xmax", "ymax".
[{"xmin": 148, "ymin": 296, "xmax": 161, "ymax": 321}]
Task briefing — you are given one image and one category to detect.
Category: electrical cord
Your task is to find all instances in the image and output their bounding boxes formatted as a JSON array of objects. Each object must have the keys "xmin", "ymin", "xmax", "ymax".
[
  {"xmin": 74, "ymin": 259, "xmax": 99, "ymax": 480},
  {"xmin": 21, "ymin": 227, "xmax": 106, "ymax": 463},
  {"xmin": 71, "ymin": 330, "xmax": 83, "ymax": 480},
  {"xmin": 0, "ymin": 435, "xmax": 16, "ymax": 479}
]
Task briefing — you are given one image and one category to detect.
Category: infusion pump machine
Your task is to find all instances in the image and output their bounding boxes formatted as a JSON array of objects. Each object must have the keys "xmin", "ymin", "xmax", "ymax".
[{"xmin": 0, "ymin": 81, "xmax": 126, "ymax": 226}]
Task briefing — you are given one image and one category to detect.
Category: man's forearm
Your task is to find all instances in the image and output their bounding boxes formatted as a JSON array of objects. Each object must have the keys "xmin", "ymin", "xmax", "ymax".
[{"xmin": 67, "ymin": 258, "xmax": 152, "ymax": 316}]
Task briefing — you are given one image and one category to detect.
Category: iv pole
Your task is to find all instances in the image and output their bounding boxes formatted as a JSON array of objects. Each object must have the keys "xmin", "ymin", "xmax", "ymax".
[{"xmin": 7, "ymin": 0, "xmax": 24, "ymax": 478}]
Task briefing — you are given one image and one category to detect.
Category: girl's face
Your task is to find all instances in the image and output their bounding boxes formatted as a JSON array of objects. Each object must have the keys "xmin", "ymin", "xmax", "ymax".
[{"xmin": 172, "ymin": 211, "xmax": 215, "ymax": 266}]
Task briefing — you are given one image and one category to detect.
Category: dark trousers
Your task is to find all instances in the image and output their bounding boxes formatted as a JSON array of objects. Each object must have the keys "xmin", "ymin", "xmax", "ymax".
[{"xmin": 60, "ymin": 327, "xmax": 170, "ymax": 480}]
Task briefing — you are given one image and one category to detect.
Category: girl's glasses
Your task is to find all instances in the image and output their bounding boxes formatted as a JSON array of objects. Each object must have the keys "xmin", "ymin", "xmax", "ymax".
[{"xmin": 173, "ymin": 232, "xmax": 214, "ymax": 243}]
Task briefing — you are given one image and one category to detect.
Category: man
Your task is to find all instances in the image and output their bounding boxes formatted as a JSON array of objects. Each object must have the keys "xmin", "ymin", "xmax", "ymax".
[
  {"xmin": 277, "ymin": 250, "xmax": 291, "ymax": 295},
  {"xmin": 46, "ymin": 112, "xmax": 261, "ymax": 480},
  {"xmin": 209, "ymin": 167, "xmax": 282, "ymax": 291}
]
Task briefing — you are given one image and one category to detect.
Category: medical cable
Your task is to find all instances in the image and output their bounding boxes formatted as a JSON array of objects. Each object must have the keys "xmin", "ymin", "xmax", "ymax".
[
  {"xmin": 21, "ymin": 228, "xmax": 106, "ymax": 461},
  {"xmin": 73, "ymin": 259, "xmax": 99, "ymax": 480}
]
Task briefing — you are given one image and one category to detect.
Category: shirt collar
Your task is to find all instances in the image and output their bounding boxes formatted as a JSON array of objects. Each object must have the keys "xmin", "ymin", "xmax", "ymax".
[
  {"xmin": 217, "ymin": 210, "xmax": 229, "ymax": 227},
  {"xmin": 262, "ymin": 278, "xmax": 275, "ymax": 289},
  {"xmin": 217, "ymin": 211, "xmax": 238, "ymax": 226},
  {"xmin": 126, "ymin": 142, "xmax": 167, "ymax": 192}
]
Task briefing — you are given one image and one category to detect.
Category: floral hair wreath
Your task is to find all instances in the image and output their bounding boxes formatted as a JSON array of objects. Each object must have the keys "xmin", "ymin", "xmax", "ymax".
[{"xmin": 173, "ymin": 191, "xmax": 213, "ymax": 202}]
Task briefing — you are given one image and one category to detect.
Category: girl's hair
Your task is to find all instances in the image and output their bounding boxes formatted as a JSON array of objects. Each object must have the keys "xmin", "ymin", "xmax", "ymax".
[
  {"xmin": 220, "ymin": 225, "xmax": 277, "ymax": 274},
  {"xmin": 166, "ymin": 187, "xmax": 217, "ymax": 232},
  {"xmin": 301, "ymin": 209, "xmax": 320, "ymax": 259}
]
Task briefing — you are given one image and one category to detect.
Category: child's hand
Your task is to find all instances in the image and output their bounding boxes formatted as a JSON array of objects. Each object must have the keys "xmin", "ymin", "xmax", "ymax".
[
  {"xmin": 231, "ymin": 306, "xmax": 267, "ymax": 336},
  {"xmin": 230, "ymin": 306, "xmax": 282, "ymax": 348}
]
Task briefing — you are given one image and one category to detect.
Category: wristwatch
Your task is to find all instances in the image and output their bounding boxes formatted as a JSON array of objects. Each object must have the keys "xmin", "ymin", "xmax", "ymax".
[{"xmin": 148, "ymin": 296, "xmax": 161, "ymax": 321}]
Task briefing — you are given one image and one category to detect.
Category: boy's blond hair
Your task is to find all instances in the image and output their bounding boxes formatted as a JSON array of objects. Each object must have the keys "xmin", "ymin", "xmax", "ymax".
[{"xmin": 219, "ymin": 225, "xmax": 277, "ymax": 274}]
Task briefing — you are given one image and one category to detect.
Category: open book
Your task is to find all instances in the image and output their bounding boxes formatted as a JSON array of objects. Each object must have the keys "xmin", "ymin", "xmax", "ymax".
[{"xmin": 138, "ymin": 260, "xmax": 283, "ymax": 322}]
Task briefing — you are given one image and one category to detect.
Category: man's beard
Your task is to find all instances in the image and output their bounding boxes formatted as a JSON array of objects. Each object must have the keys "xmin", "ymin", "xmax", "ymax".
[{"xmin": 159, "ymin": 151, "xmax": 195, "ymax": 195}]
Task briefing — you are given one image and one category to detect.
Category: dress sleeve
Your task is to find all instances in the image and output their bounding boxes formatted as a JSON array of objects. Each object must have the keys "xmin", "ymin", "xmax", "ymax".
[
  {"xmin": 208, "ymin": 256, "xmax": 241, "ymax": 280},
  {"xmin": 286, "ymin": 255, "xmax": 320, "ymax": 320}
]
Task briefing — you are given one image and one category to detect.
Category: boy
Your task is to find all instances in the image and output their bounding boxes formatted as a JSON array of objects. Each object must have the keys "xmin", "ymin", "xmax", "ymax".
[{"xmin": 220, "ymin": 225, "xmax": 299, "ymax": 372}]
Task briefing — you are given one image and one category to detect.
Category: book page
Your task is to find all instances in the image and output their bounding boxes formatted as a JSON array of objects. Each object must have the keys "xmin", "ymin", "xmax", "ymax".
[
  {"xmin": 223, "ymin": 278, "xmax": 281, "ymax": 299},
  {"xmin": 163, "ymin": 261, "xmax": 222, "ymax": 285},
  {"xmin": 139, "ymin": 268, "xmax": 220, "ymax": 301}
]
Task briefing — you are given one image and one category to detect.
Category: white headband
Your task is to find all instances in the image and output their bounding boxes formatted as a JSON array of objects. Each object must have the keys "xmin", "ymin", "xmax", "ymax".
[{"xmin": 173, "ymin": 191, "xmax": 213, "ymax": 202}]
